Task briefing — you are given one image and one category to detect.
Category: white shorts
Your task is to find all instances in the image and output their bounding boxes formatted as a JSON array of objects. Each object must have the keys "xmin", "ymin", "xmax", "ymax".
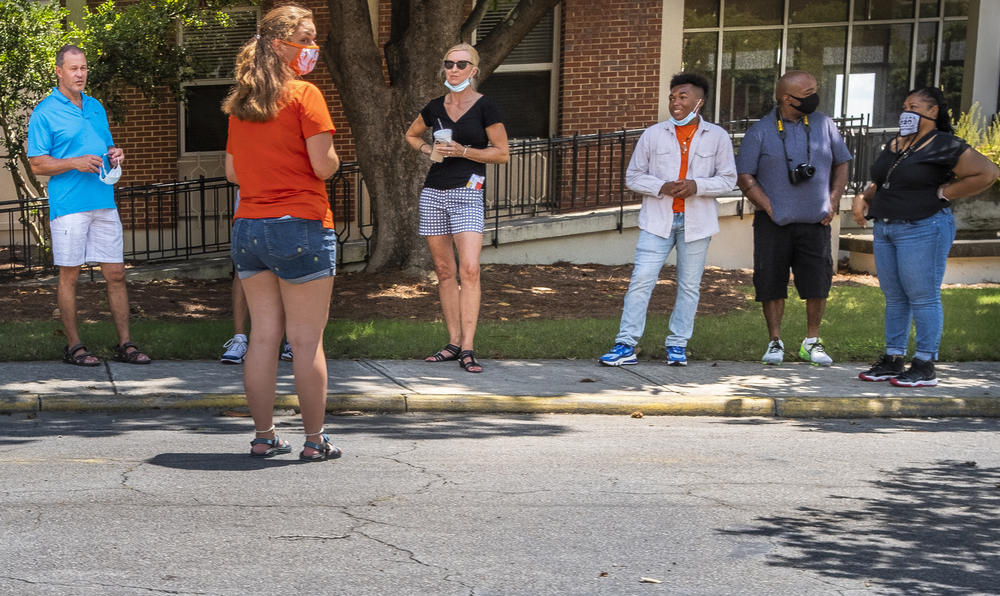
[{"xmin": 50, "ymin": 208, "xmax": 124, "ymax": 267}]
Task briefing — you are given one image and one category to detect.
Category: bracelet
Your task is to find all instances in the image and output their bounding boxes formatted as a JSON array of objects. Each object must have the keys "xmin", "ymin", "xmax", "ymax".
[
  {"xmin": 419, "ymin": 143, "xmax": 429, "ymax": 155},
  {"xmin": 462, "ymin": 146, "xmax": 469, "ymax": 157}
]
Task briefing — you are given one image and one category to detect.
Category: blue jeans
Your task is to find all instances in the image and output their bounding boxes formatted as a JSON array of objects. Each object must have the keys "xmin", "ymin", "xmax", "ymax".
[
  {"xmin": 615, "ymin": 215, "xmax": 711, "ymax": 348},
  {"xmin": 873, "ymin": 209, "xmax": 955, "ymax": 361}
]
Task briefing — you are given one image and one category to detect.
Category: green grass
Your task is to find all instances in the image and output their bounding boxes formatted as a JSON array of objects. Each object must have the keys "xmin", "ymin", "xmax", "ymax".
[{"xmin": 2, "ymin": 286, "xmax": 997, "ymax": 362}]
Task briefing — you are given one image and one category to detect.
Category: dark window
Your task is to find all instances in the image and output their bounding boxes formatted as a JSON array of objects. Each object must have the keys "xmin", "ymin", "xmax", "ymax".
[
  {"xmin": 183, "ymin": 84, "xmax": 231, "ymax": 153},
  {"xmin": 477, "ymin": 0, "xmax": 556, "ymax": 139}
]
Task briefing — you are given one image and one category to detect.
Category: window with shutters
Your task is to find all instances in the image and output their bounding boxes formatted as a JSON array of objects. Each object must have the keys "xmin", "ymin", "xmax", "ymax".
[
  {"xmin": 476, "ymin": 1, "xmax": 560, "ymax": 139},
  {"xmin": 179, "ymin": 8, "xmax": 258, "ymax": 153}
]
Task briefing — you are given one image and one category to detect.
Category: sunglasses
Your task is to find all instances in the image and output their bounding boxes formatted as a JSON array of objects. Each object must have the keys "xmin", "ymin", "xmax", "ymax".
[{"xmin": 443, "ymin": 60, "xmax": 472, "ymax": 70}]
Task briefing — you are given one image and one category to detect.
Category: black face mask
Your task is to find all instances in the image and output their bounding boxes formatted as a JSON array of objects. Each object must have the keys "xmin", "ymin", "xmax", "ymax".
[{"xmin": 789, "ymin": 92, "xmax": 820, "ymax": 114}]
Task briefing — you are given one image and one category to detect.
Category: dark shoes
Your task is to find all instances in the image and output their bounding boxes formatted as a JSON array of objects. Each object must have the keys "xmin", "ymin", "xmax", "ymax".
[
  {"xmin": 859, "ymin": 354, "xmax": 905, "ymax": 382},
  {"xmin": 890, "ymin": 358, "xmax": 938, "ymax": 387}
]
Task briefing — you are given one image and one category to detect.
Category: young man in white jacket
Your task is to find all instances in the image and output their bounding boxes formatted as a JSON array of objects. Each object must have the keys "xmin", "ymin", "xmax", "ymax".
[{"xmin": 599, "ymin": 73, "xmax": 737, "ymax": 366}]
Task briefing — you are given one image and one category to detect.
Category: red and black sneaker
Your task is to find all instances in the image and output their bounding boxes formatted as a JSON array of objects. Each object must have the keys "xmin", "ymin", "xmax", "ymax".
[
  {"xmin": 890, "ymin": 358, "xmax": 938, "ymax": 387},
  {"xmin": 859, "ymin": 354, "xmax": 904, "ymax": 382}
]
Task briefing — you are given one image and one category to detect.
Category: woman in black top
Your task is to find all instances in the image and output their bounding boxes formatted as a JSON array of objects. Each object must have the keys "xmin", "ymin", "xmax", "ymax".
[
  {"xmin": 404, "ymin": 43, "xmax": 509, "ymax": 373},
  {"xmin": 852, "ymin": 87, "xmax": 998, "ymax": 387}
]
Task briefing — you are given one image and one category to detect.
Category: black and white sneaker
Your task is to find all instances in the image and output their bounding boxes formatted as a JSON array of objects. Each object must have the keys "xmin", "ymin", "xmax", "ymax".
[
  {"xmin": 859, "ymin": 354, "xmax": 905, "ymax": 382},
  {"xmin": 890, "ymin": 358, "xmax": 938, "ymax": 387}
]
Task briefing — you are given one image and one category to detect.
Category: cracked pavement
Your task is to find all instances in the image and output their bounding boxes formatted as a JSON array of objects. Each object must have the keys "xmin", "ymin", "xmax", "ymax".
[{"xmin": 1, "ymin": 412, "xmax": 998, "ymax": 594}]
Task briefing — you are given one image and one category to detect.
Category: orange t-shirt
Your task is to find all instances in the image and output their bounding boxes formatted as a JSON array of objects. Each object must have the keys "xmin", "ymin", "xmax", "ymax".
[
  {"xmin": 672, "ymin": 123, "xmax": 699, "ymax": 213},
  {"xmin": 226, "ymin": 79, "xmax": 336, "ymax": 228}
]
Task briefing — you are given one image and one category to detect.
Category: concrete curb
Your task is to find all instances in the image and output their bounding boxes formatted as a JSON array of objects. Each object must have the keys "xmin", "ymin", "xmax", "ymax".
[{"xmin": 4, "ymin": 392, "xmax": 1000, "ymax": 418}]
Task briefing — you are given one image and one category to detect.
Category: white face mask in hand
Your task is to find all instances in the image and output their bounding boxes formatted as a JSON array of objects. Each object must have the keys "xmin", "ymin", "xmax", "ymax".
[{"xmin": 99, "ymin": 154, "xmax": 121, "ymax": 185}]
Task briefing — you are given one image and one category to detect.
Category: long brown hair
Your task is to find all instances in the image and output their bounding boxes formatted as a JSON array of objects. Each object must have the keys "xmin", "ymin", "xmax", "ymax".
[{"xmin": 222, "ymin": 5, "xmax": 314, "ymax": 122}]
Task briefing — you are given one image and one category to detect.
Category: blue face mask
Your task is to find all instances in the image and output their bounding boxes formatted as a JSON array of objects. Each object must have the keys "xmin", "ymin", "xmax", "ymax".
[
  {"xmin": 444, "ymin": 77, "xmax": 472, "ymax": 93},
  {"xmin": 669, "ymin": 99, "xmax": 702, "ymax": 126}
]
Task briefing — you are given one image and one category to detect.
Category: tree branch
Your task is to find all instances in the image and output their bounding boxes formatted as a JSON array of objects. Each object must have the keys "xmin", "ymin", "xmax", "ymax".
[
  {"xmin": 460, "ymin": 0, "xmax": 491, "ymax": 43},
  {"xmin": 474, "ymin": 0, "xmax": 561, "ymax": 80}
]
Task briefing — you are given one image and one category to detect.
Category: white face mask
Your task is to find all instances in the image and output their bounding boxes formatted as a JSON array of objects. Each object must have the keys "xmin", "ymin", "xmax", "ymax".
[
  {"xmin": 99, "ymin": 154, "xmax": 121, "ymax": 185},
  {"xmin": 669, "ymin": 99, "xmax": 702, "ymax": 126},
  {"xmin": 898, "ymin": 110, "xmax": 933, "ymax": 136},
  {"xmin": 444, "ymin": 77, "xmax": 472, "ymax": 93}
]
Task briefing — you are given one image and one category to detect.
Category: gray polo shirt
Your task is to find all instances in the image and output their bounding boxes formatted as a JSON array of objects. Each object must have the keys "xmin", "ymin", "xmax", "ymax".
[{"xmin": 735, "ymin": 110, "xmax": 852, "ymax": 225}]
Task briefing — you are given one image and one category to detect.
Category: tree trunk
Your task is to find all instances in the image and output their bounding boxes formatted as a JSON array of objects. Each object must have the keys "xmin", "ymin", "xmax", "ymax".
[{"xmin": 323, "ymin": 0, "xmax": 561, "ymax": 271}]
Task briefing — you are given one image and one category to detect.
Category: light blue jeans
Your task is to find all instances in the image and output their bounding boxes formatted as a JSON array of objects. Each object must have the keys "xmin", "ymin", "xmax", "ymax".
[
  {"xmin": 615, "ymin": 214, "xmax": 711, "ymax": 348},
  {"xmin": 873, "ymin": 208, "xmax": 955, "ymax": 361}
]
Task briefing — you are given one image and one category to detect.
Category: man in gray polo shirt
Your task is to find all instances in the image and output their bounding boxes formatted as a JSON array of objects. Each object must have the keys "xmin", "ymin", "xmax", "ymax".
[{"xmin": 736, "ymin": 70, "xmax": 851, "ymax": 366}]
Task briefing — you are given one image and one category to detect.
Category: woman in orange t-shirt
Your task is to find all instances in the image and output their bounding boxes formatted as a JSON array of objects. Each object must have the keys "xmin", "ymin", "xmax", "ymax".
[{"xmin": 222, "ymin": 4, "xmax": 341, "ymax": 462}]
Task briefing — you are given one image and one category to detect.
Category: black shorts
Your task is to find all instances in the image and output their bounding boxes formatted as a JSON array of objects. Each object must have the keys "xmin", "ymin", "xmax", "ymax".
[{"xmin": 752, "ymin": 212, "xmax": 832, "ymax": 302}]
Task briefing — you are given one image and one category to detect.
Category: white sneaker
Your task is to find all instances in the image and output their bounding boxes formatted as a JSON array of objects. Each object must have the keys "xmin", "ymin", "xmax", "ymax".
[
  {"xmin": 220, "ymin": 334, "xmax": 248, "ymax": 364},
  {"xmin": 800, "ymin": 339, "xmax": 833, "ymax": 366},
  {"xmin": 761, "ymin": 338, "xmax": 784, "ymax": 365}
]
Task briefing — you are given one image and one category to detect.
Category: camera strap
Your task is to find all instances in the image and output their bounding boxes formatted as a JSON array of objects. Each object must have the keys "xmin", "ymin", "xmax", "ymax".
[{"xmin": 775, "ymin": 107, "xmax": 811, "ymax": 173}]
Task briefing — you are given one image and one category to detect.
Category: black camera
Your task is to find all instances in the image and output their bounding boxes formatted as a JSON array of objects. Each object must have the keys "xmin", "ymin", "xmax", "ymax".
[{"xmin": 788, "ymin": 163, "xmax": 816, "ymax": 185}]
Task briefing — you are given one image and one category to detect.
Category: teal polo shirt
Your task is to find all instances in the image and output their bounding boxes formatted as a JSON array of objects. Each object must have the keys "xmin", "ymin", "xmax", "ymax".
[{"xmin": 27, "ymin": 88, "xmax": 116, "ymax": 220}]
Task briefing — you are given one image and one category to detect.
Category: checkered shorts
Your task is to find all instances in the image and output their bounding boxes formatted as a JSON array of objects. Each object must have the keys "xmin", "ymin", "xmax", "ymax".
[{"xmin": 418, "ymin": 187, "xmax": 485, "ymax": 236}]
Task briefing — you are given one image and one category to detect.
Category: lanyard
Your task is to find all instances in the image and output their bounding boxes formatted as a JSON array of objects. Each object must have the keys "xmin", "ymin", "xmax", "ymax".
[{"xmin": 775, "ymin": 107, "xmax": 810, "ymax": 168}]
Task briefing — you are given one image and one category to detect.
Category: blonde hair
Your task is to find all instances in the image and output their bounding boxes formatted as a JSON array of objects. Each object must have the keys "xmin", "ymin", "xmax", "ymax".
[
  {"xmin": 440, "ymin": 43, "xmax": 480, "ymax": 89},
  {"xmin": 222, "ymin": 5, "xmax": 314, "ymax": 122}
]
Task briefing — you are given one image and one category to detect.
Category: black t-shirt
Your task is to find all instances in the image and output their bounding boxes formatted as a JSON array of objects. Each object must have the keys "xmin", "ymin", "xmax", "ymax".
[
  {"xmin": 420, "ymin": 95, "xmax": 503, "ymax": 190},
  {"xmin": 868, "ymin": 131, "xmax": 969, "ymax": 221}
]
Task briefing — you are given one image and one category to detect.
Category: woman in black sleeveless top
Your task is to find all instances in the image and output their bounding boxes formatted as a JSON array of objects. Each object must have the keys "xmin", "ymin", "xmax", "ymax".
[{"xmin": 852, "ymin": 87, "xmax": 998, "ymax": 387}]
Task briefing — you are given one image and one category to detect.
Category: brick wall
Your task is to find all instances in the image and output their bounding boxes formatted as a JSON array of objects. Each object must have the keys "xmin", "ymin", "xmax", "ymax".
[
  {"xmin": 98, "ymin": 0, "xmax": 665, "ymax": 222},
  {"xmin": 109, "ymin": 90, "xmax": 178, "ymax": 227},
  {"xmin": 558, "ymin": 0, "xmax": 662, "ymax": 135}
]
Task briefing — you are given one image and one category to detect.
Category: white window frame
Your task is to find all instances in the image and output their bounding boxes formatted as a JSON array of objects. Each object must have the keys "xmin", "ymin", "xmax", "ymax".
[
  {"xmin": 479, "ymin": 3, "xmax": 561, "ymax": 139},
  {"xmin": 177, "ymin": 6, "xmax": 260, "ymax": 156}
]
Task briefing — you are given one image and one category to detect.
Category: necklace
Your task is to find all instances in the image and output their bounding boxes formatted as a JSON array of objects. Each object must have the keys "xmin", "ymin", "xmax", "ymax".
[
  {"xmin": 678, "ymin": 128, "xmax": 697, "ymax": 154},
  {"xmin": 882, "ymin": 131, "xmax": 933, "ymax": 190}
]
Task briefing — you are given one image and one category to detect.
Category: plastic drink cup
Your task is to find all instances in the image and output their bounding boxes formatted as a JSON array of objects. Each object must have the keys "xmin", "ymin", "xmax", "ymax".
[{"xmin": 433, "ymin": 128, "xmax": 452, "ymax": 144}]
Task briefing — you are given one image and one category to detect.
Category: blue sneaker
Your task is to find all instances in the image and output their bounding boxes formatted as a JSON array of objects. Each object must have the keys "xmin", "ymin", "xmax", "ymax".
[
  {"xmin": 666, "ymin": 345, "xmax": 687, "ymax": 366},
  {"xmin": 598, "ymin": 343, "xmax": 637, "ymax": 366}
]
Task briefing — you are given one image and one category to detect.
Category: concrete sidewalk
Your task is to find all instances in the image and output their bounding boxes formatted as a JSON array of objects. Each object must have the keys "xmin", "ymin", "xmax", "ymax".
[{"xmin": 1, "ymin": 358, "xmax": 998, "ymax": 418}]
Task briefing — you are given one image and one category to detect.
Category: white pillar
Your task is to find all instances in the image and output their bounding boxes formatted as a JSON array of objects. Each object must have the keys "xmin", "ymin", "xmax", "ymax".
[
  {"xmin": 961, "ymin": 0, "xmax": 1000, "ymax": 115},
  {"xmin": 659, "ymin": 0, "xmax": 685, "ymax": 122}
]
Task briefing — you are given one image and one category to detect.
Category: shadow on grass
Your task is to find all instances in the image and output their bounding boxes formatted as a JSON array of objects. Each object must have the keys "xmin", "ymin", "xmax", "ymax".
[{"xmin": 718, "ymin": 459, "xmax": 1000, "ymax": 593}]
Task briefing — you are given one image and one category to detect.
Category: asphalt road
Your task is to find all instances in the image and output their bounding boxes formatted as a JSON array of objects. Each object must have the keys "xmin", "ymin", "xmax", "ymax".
[{"xmin": 1, "ymin": 411, "xmax": 998, "ymax": 595}]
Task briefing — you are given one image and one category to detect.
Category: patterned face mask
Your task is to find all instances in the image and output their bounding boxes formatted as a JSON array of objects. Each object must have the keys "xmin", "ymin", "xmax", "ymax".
[{"xmin": 279, "ymin": 39, "xmax": 320, "ymax": 76}]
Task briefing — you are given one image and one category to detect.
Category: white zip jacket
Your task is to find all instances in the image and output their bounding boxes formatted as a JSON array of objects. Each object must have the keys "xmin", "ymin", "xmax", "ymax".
[{"xmin": 625, "ymin": 118, "xmax": 737, "ymax": 242}]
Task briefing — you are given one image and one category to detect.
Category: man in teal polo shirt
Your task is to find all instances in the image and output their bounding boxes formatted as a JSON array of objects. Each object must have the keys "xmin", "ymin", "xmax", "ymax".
[{"xmin": 27, "ymin": 45, "xmax": 151, "ymax": 366}]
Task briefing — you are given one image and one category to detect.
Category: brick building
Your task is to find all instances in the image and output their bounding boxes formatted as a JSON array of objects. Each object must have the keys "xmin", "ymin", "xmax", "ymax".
[{"xmin": 7, "ymin": 0, "xmax": 999, "ymax": 241}]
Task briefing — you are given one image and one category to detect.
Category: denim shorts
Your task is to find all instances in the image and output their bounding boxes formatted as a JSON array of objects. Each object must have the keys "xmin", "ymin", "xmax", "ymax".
[{"xmin": 231, "ymin": 217, "xmax": 336, "ymax": 283}]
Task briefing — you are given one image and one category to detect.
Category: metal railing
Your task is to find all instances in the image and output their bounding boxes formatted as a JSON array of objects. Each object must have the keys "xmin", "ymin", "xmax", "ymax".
[{"xmin": 1, "ymin": 121, "xmax": 881, "ymax": 279}]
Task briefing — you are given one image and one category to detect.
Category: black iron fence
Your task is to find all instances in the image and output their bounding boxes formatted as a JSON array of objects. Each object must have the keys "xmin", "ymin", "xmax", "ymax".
[{"xmin": 1, "ymin": 120, "xmax": 884, "ymax": 279}]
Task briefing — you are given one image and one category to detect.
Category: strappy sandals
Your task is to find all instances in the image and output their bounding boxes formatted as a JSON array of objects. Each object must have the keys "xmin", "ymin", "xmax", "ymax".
[
  {"xmin": 63, "ymin": 343, "xmax": 100, "ymax": 367},
  {"xmin": 300, "ymin": 430, "xmax": 342, "ymax": 462},
  {"xmin": 249, "ymin": 425, "xmax": 292, "ymax": 458},
  {"xmin": 425, "ymin": 343, "xmax": 461, "ymax": 362},
  {"xmin": 458, "ymin": 350, "xmax": 483, "ymax": 373},
  {"xmin": 112, "ymin": 341, "xmax": 152, "ymax": 364}
]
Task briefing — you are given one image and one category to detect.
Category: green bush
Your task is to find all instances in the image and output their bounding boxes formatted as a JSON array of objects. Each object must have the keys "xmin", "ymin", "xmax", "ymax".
[{"xmin": 954, "ymin": 102, "xmax": 1000, "ymax": 187}]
